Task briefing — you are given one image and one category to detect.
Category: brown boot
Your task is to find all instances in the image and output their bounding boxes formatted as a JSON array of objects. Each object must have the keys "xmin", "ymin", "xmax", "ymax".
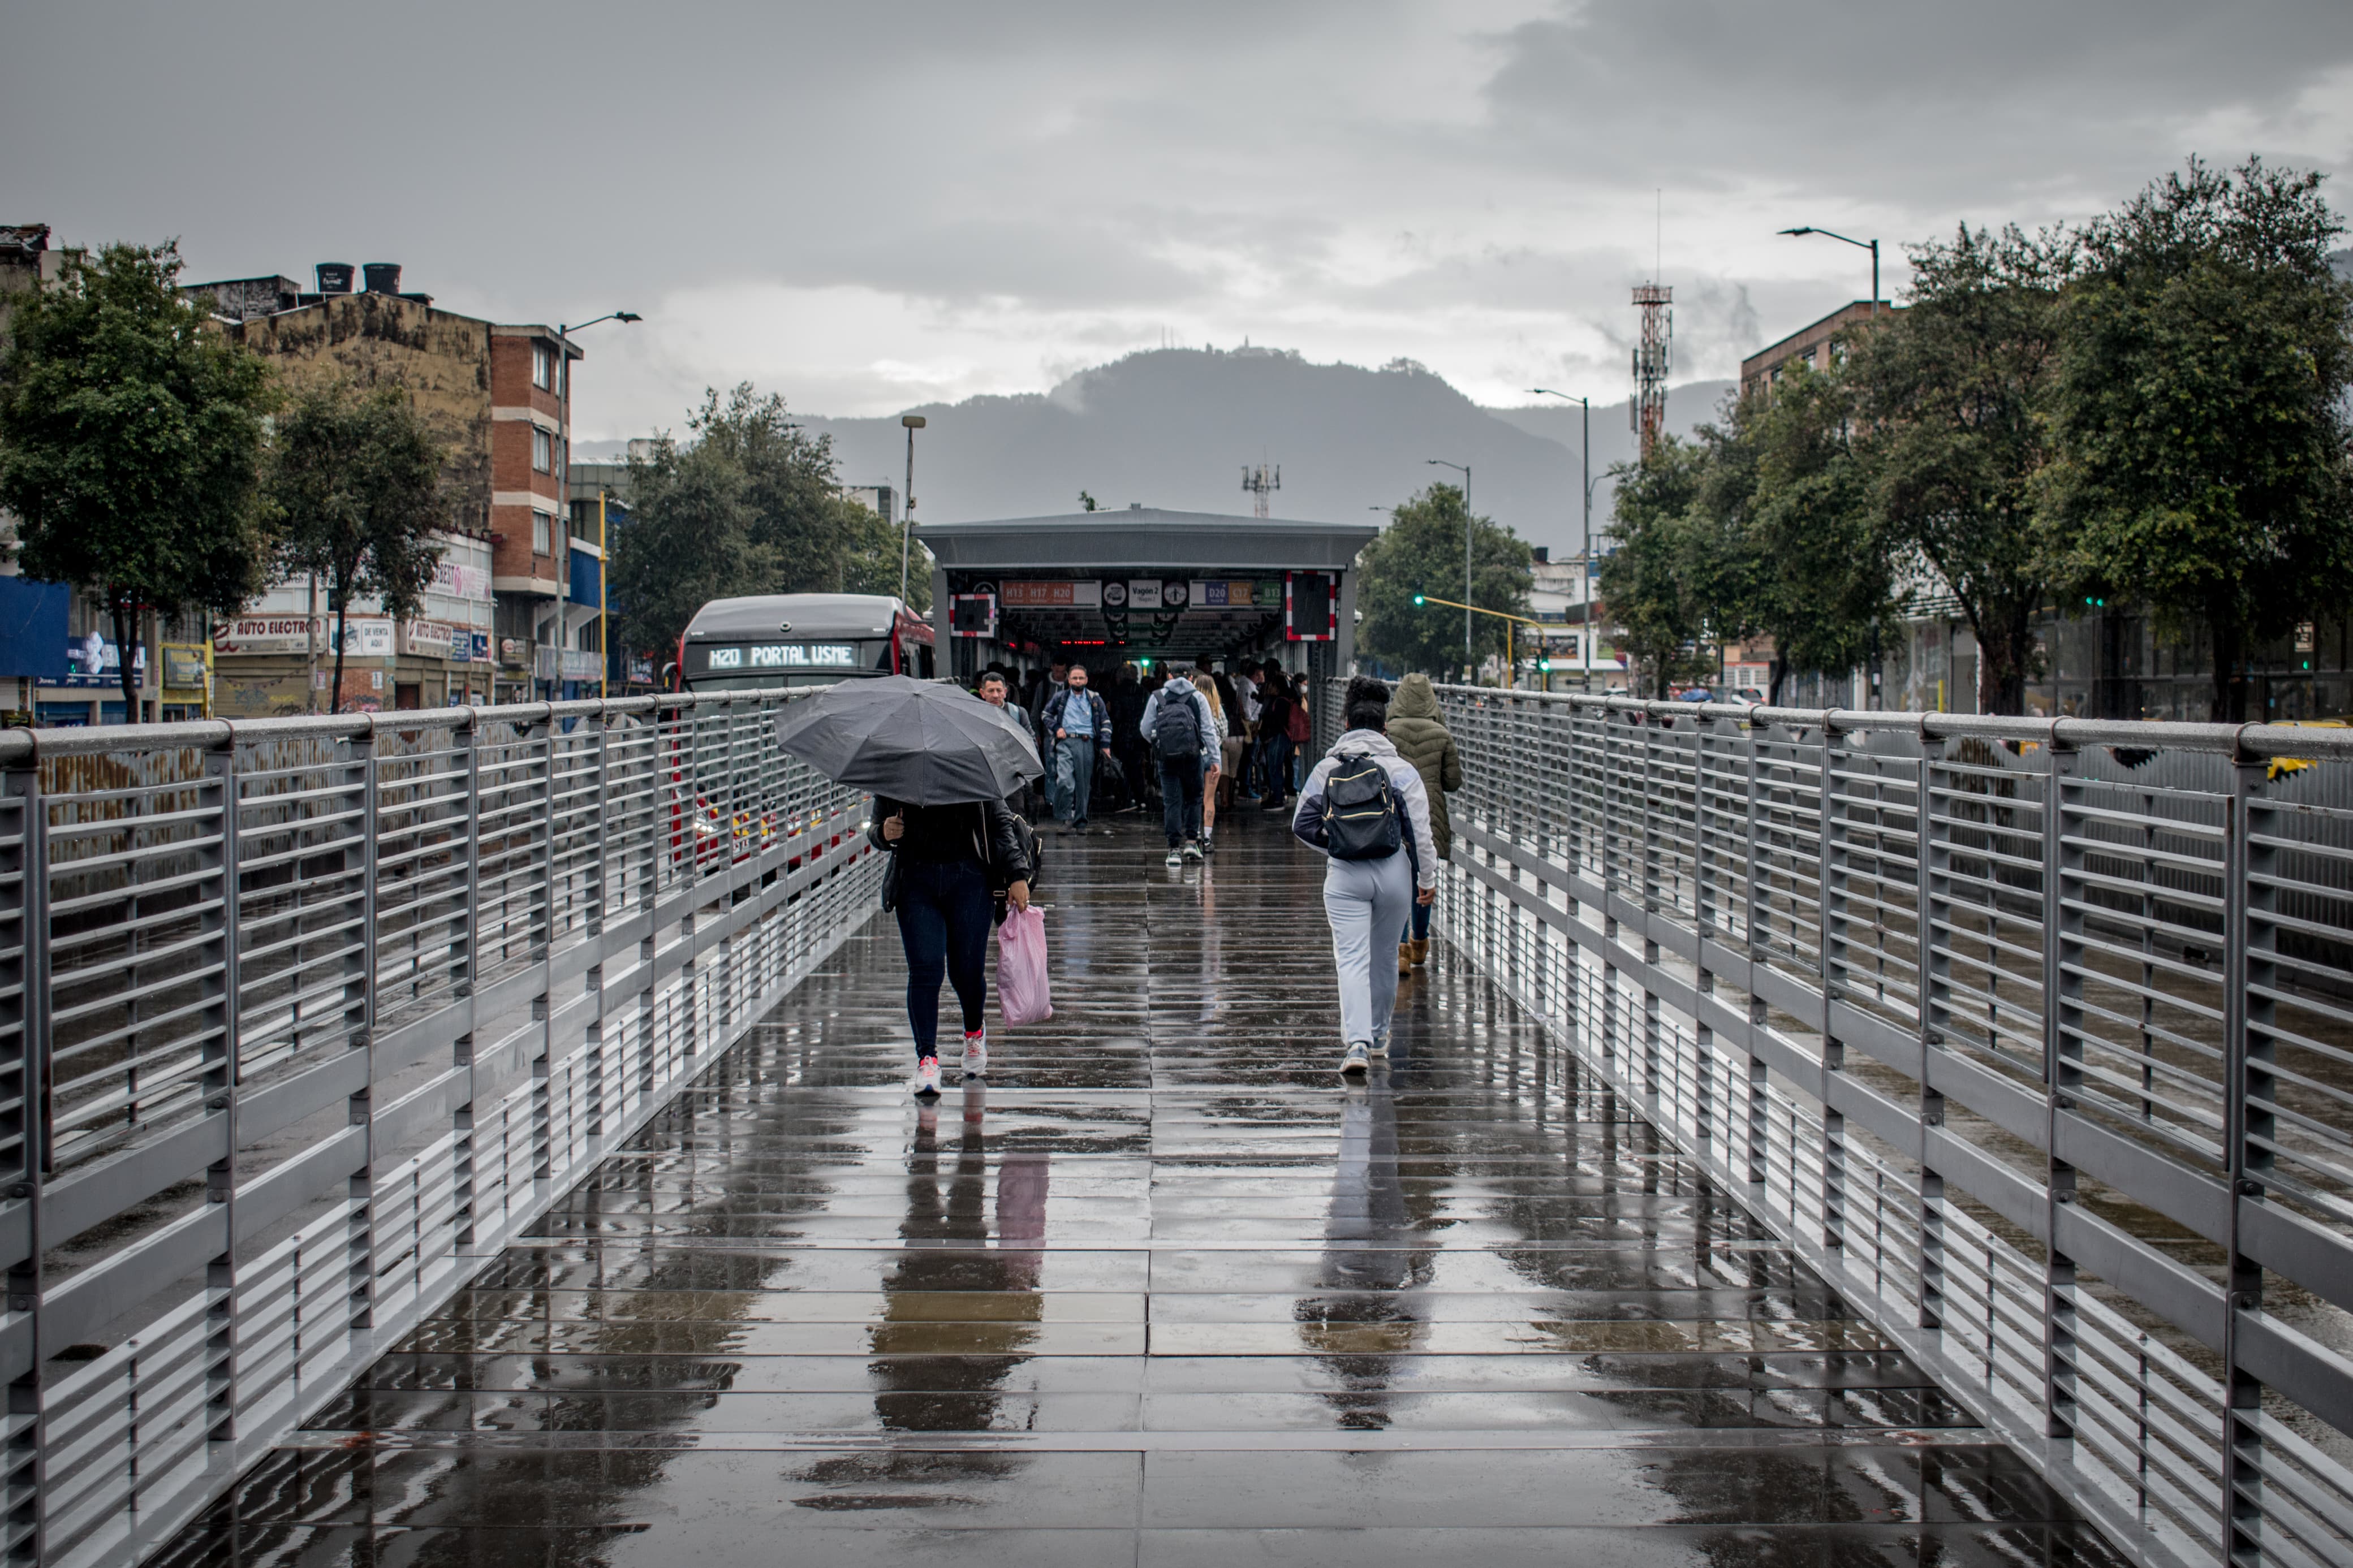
[
  {"xmin": 1411, "ymin": 939, "xmax": 1430, "ymax": 967},
  {"xmin": 1398, "ymin": 943, "xmax": 1413, "ymax": 977}
]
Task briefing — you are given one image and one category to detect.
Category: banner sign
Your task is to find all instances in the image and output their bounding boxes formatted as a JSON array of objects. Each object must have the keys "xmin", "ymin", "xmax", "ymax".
[
  {"xmin": 1189, "ymin": 579, "xmax": 1283, "ymax": 609},
  {"xmin": 213, "ymin": 615, "xmax": 321, "ymax": 656},
  {"xmin": 329, "ymin": 619, "xmax": 396, "ymax": 658},
  {"xmin": 1001, "ymin": 580, "xmax": 1102, "ymax": 609},
  {"xmin": 59, "ymin": 634, "xmax": 148, "ymax": 688}
]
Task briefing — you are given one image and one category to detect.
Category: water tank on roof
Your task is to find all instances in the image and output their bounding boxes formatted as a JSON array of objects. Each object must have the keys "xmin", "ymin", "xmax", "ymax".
[
  {"xmin": 315, "ymin": 262, "xmax": 355, "ymax": 294},
  {"xmin": 362, "ymin": 263, "xmax": 402, "ymax": 294}
]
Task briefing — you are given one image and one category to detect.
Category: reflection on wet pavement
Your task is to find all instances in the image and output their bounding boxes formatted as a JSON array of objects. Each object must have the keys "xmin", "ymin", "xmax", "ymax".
[{"xmin": 152, "ymin": 807, "xmax": 2126, "ymax": 1566}]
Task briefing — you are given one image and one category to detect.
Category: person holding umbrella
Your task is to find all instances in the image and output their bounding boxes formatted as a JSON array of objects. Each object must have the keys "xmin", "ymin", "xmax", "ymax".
[{"xmin": 774, "ymin": 677, "xmax": 1043, "ymax": 1096}]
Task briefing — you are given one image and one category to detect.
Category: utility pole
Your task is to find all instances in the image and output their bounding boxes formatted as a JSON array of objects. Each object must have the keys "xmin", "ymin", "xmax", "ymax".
[{"xmin": 899, "ymin": 414, "xmax": 925, "ymax": 604}]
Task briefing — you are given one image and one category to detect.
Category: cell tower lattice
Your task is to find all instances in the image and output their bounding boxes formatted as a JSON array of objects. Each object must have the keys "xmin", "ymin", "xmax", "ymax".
[
  {"xmin": 1631, "ymin": 283, "xmax": 1673, "ymax": 459},
  {"xmin": 1242, "ymin": 463, "xmax": 1280, "ymax": 519}
]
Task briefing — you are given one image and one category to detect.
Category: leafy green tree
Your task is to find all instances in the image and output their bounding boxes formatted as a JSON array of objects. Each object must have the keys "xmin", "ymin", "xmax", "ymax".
[
  {"xmin": 613, "ymin": 431, "xmax": 764, "ymax": 660},
  {"xmin": 2039, "ymin": 157, "xmax": 2353, "ymax": 721},
  {"xmin": 1598, "ymin": 439, "xmax": 1714, "ymax": 696},
  {"xmin": 0, "ymin": 241, "xmax": 277, "ymax": 718},
  {"xmin": 1743, "ymin": 368, "xmax": 1893, "ymax": 701},
  {"xmin": 1848, "ymin": 222, "xmax": 2078, "ymax": 715},
  {"xmin": 268, "ymin": 381, "xmax": 449, "ymax": 713},
  {"xmin": 1357, "ymin": 482, "xmax": 1533, "ymax": 679}
]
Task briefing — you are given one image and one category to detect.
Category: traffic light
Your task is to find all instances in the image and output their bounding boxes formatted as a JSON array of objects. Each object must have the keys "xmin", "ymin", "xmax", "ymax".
[
  {"xmin": 1412, "ymin": 594, "xmax": 1427, "ymax": 606},
  {"xmin": 2084, "ymin": 595, "xmax": 2106, "ymax": 608},
  {"xmin": 1537, "ymin": 656, "xmax": 1553, "ymax": 672}
]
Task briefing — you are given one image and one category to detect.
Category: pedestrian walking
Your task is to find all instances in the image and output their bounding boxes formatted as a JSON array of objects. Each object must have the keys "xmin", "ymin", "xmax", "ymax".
[
  {"xmin": 1257, "ymin": 663, "xmax": 1294, "ymax": 811},
  {"xmin": 1291, "ymin": 676, "xmax": 1437, "ymax": 1077},
  {"xmin": 870, "ymin": 796, "xmax": 1033, "ymax": 1096},
  {"xmin": 1384, "ymin": 672, "xmax": 1462, "ymax": 975},
  {"xmin": 977, "ymin": 670, "xmax": 1041, "ymax": 820},
  {"xmin": 1039, "ymin": 664, "xmax": 1111, "ymax": 834},
  {"xmin": 1187, "ymin": 668, "xmax": 1228, "ymax": 852},
  {"xmin": 1141, "ymin": 666, "xmax": 1218, "ymax": 865},
  {"xmin": 1109, "ymin": 664, "xmax": 1148, "ymax": 813}
]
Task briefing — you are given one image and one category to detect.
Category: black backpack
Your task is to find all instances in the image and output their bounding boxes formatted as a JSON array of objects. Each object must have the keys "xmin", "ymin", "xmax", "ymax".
[
  {"xmin": 1152, "ymin": 688, "xmax": 1203, "ymax": 762},
  {"xmin": 1322, "ymin": 751, "xmax": 1403, "ymax": 861}
]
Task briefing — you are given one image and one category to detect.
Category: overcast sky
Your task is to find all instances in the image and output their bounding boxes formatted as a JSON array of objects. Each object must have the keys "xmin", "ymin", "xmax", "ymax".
[{"xmin": 7, "ymin": 1, "xmax": 2350, "ymax": 438}]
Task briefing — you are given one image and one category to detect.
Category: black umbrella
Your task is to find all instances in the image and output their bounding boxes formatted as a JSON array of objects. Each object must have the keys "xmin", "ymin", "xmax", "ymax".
[{"xmin": 772, "ymin": 675, "xmax": 1043, "ymax": 806}]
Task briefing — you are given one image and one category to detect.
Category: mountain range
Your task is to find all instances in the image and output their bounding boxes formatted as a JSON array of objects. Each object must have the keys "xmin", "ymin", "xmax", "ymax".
[{"xmin": 579, "ymin": 348, "xmax": 1735, "ymax": 561}]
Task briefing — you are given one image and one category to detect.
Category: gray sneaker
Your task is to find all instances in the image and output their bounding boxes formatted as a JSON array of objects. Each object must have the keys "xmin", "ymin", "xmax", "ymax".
[
  {"xmin": 1165, "ymin": 846, "xmax": 1183, "ymax": 867},
  {"xmin": 1368, "ymin": 1034, "xmax": 1390, "ymax": 1059},
  {"xmin": 1181, "ymin": 841, "xmax": 1204, "ymax": 862},
  {"xmin": 1338, "ymin": 1042, "xmax": 1371, "ymax": 1076}
]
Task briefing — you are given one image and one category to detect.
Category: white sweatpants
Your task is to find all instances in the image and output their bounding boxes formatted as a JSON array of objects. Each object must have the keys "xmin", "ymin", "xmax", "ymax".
[{"xmin": 1321, "ymin": 852, "xmax": 1416, "ymax": 1048}]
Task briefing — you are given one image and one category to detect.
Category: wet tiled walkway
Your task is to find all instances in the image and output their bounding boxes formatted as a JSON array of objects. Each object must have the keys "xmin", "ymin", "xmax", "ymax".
[{"xmin": 158, "ymin": 806, "xmax": 2123, "ymax": 1566}]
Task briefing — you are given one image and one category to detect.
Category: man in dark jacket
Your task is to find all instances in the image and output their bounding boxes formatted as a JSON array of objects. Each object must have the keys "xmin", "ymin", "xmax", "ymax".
[
  {"xmin": 1257, "ymin": 664, "xmax": 1294, "ymax": 810},
  {"xmin": 1039, "ymin": 664, "xmax": 1113, "ymax": 833}
]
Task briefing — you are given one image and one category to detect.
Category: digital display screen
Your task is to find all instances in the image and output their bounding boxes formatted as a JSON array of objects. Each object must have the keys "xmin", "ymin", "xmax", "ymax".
[{"xmin": 701, "ymin": 642, "xmax": 859, "ymax": 671}]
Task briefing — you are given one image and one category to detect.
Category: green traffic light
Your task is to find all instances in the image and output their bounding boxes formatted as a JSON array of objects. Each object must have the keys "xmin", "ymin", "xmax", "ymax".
[{"xmin": 1412, "ymin": 594, "xmax": 1425, "ymax": 606}]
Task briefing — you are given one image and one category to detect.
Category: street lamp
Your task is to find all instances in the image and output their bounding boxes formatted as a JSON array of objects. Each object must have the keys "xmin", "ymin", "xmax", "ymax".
[
  {"xmin": 1777, "ymin": 228, "xmax": 1880, "ymax": 317},
  {"xmin": 898, "ymin": 414, "xmax": 926, "ymax": 605},
  {"xmin": 553, "ymin": 311, "xmax": 641, "ymax": 702},
  {"xmin": 1530, "ymin": 388, "xmax": 1594, "ymax": 690},
  {"xmin": 1427, "ymin": 459, "xmax": 1471, "ymax": 676}
]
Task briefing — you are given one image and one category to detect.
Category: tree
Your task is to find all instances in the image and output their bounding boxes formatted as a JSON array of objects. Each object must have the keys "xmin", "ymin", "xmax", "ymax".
[
  {"xmin": 1849, "ymin": 223, "xmax": 2078, "ymax": 715},
  {"xmin": 268, "ymin": 381, "xmax": 449, "ymax": 713},
  {"xmin": 0, "ymin": 241, "xmax": 276, "ymax": 718},
  {"xmin": 1743, "ymin": 367, "xmax": 1893, "ymax": 701},
  {"xmin": 612, "ymin": 430, "xmax": 764, "ymax": 660},
  {"xmin": 1356, "ymin": 482, "xmax": 1533, "ymax": 679},
  {"xmin": 1600, "ymin": 435, "xmax": 1713, "ymax": 691},
  {"xmin": 2039, "ymin": 157, "xmax": 2353, "ymax": 721}
]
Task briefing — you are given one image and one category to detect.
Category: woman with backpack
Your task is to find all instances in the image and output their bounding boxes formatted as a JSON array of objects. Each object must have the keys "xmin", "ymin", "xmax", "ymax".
[
  {"xmin": 1385, "ymin": 673, "xmax": 1462, "ymax": 975},
  {"xmin": 1291, "ymin": 676, "xmax": 1438, "ymax": 1077}
]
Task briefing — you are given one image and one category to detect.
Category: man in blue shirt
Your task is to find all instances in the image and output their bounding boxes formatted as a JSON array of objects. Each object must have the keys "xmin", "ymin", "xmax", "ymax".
[{"xmin": 1040, "ymin": 663, "xmax": 1112, "ymax": 833}]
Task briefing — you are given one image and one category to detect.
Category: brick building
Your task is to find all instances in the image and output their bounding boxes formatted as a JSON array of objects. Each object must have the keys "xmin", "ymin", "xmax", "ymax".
[
  {"xmin": 191, "ymin": 262, "xmax": 584, "ymax": 706},
  {"xmin": 1738, "ymin": 300, "xmax": 1899, "ymax": 401}
]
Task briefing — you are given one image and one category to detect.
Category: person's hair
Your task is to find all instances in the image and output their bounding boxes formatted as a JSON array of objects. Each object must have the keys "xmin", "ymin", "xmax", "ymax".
[
  {"xmin": 977, "ymin": 672, "xmax": 1006, "ymax": 690},
  {"xmin": 1343, "ymin": 675, "xmax": 1389, "ymax": 733},
  {"xmin": 1188, "ymin": 669, "xmax": 1215, "ymax": 695},
  {"xmin": 1067, "ymin": 663, "xmax": 1088, "ymax": 677},
  {"xmin": 1193, "ymin": 654, "xmax": 1214, "ymax": 671}
]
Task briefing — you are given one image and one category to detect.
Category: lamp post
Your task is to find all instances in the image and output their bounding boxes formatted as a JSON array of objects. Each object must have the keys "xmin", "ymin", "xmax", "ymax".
[
  {"xmin": 898, "ymin": 414, "xmax": 926, "ymax": 604},
  {"xmin": 1777, "ymin": 227, "xmax": 1880, "ymax": 316},
  {"xmin": 553, "ymin": 311, "xmax": 640, "ymax": 701},
  {"xmin": 1529, "ymin": 388, "xmax": 1594, "ymax": 689},
  {"xmin": 1427, "ymin": 459, "xmax": 1471, "ymax": 677}
]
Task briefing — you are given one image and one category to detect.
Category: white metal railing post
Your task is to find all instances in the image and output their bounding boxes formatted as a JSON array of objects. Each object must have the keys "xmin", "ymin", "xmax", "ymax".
[
  {"xmin": 201, "ymin": 728, "xmax": 242, "ymax": 1447},
  {"xmin": 450, "ymin": 709, "xmax": 482, "ymax": 1250},
  {"xmin": 5, "ymin": 746, "xmax": 45, "ymax": 1566},
  {"xmin": 1818, "ymin": 719, "xmax": 1847, "ymax": 1258},
  {"xmin": 531, "ymin": 712, "xmax": 557, "ymax": 1183},
  {"xmin": 2221, "ymin": 738, "xmax": 2268, "ymax": 1560},
  {"xmin": 344, "ymin": 719, "xmax": 381, "ymax": 1337},
  {"xmin": 1916, "ymin": 728, "xmax": 1948, "ymax": 1334},
  {"xmin": 2040, "ymin": 729, "xmax": 2080, "ymax": 1445}
]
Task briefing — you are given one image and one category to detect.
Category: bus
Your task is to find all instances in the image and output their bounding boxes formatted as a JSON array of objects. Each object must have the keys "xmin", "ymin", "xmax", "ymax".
[{"xmin": 676, "ymin": 593, "xmax": 934, "ymax": 692}]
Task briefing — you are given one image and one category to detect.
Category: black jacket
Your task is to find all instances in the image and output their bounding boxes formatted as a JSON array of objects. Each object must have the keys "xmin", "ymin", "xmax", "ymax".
[{"xmin": 868, "ymin": 797, "xmax": 1033, "ymax": 882}]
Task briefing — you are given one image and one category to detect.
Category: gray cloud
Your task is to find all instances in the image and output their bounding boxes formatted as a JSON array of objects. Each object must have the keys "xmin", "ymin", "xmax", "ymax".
[{"xmin": 6, "ymin": 0, "xmax": 2346, "ymax": 430}]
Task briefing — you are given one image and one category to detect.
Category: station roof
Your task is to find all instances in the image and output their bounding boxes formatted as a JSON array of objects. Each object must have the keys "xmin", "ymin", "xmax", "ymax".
[{"xmin": 918, "ymin": 507, "xmax": 1377, "ymax": 572}]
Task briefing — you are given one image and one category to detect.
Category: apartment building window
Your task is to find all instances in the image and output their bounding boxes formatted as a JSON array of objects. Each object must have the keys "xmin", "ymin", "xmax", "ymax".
[
  {"xmin": 532, "ymin": 427, "xmax": 552, "ymax": 473},
  {"xmin": 533, "ymin": 510, "xmax": 552, "ymax": 554},
  {"xmin": 532, "ymin": 343, "xmax": 553, "ymax": 390}
]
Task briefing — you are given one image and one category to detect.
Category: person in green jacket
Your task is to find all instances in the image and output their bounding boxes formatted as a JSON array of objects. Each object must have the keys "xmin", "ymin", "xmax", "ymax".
[{"xmin": 1385, "ymin": 673, "xmax": 1462, "ymax": 974}]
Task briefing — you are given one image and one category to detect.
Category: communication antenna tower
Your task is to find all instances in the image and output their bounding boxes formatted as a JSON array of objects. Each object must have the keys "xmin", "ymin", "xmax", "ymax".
[
  {"xmin": 1241, "ymin": 462, "xmax": 1281, "ymax": 519},
  {"xmin": 1631, "ymin": 283, "xmax": 1673, "ymax": 460}
]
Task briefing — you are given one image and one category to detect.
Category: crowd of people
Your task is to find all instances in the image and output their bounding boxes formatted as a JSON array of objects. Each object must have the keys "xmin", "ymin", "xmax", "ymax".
[
  {"xmin": 875, "ymin": 656, "xmax": 1463, "ymax": 1096},
  {"xmin": 976, "ymin": 656, "xmax": 1319, "ymax": 857}
]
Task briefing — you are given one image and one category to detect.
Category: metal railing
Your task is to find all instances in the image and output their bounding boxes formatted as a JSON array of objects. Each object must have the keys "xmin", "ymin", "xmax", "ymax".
[
  {"xmin": 1322, "ymin": 681, "xmax": 2353, "ymax": 1568},
  {"xmin": 1, "ymin": 690, "xmax": 882, "ymax": 1567}
]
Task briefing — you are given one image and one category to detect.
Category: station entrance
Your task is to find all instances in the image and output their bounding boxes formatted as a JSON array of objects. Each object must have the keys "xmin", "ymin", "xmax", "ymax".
[{"xmin": 919, "ymin": 506, "xmax": 1377, "ymax": 682}]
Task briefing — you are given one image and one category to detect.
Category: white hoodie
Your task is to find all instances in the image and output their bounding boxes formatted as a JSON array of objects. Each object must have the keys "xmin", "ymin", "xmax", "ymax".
[{"xmin": 1289, "ymin": 729, "xmax": 1440, "ymax": 889}]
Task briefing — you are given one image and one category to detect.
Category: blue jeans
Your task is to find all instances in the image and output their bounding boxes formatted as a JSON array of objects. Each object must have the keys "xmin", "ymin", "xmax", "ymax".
[
  {"xmin": 1159, "ymin": 757, "xmax": 1203, "ymax": 846},
  {"xmin": 1264, "ymin": 733, "xmax": 1295, "ymax": 799},
  {"xmin": 894, "ymin": 859, "xmax": 992, "ymax": 1059},
  {"xmin": 1400, "ymin": 895, "xmax": 1432, "ymax": 944},
  {"xmin": 1056, "ymin": 736, "xmax": 1097, "ymax": 826}
]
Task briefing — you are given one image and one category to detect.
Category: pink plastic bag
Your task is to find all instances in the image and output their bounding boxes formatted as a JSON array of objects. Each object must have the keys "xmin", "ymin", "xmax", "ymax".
[{"xmin": 996, "ymin": 905, "xmax": 1053, "ymax": 1026}]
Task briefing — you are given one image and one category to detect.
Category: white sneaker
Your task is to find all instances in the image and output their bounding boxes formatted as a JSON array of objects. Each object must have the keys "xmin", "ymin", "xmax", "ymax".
[
  {"xmin": 1165, "ymin": 847, "xmax": 1183, "ymax": 867},
  {"xmin": 1369, "ymin": 1034, "xmax": 1390, "ymax": 1059},
  {"xmin": 1182, "ymin": 841, "xmax": 1204, "ymax": 862},
  {"xmin": 913, "ymin": 1055, "xmax": 943, "ymax": 1096},
  {"xmin": 1338, "ymin": 1042, "xmax": 1371, "ymax": 1076},
  {"xmin": 962, "ymin": 1030, "xmax": 988, "ymax": 1076}
]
